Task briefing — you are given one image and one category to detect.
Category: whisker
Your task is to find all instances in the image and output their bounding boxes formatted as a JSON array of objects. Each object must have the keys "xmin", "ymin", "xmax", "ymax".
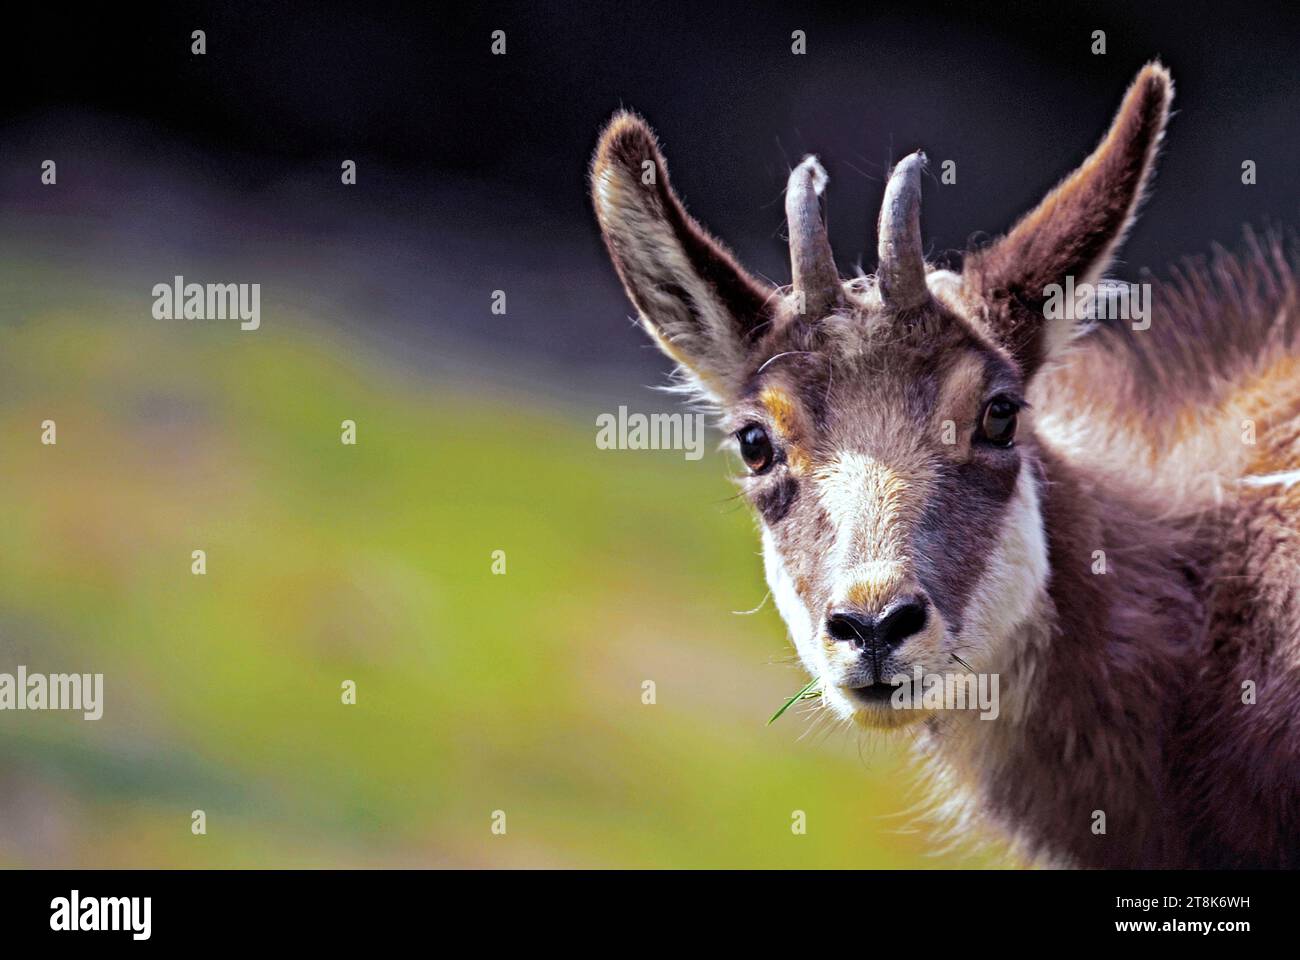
[{"xmin": 732, "ymin": 592, "xmax": 771, "ymax": 616}]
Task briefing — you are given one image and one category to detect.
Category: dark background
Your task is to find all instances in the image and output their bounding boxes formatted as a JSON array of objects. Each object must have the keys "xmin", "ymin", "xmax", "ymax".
[{"xmin": 4, "ymin": 0, "xmax": 1299, "ymax": 392}]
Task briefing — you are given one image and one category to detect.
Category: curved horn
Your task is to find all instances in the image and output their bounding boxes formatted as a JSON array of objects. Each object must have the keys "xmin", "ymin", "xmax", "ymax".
[
  {"xmin": 877, "ymin": 151, "xmax": 928, "ymax": 310},
  {"xmin": 786, "ymin": 156, "xmax": 842, "ymax": 318}
]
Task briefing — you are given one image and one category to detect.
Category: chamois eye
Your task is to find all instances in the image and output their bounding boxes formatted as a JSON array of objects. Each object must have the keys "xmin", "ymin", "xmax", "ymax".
[
  {"xmin": 737, "ymin": 425, "xmax": 775, "ymax": 473},
  {"xmin": 979, "ymin": 397, "xmax": 1019, "ymax": 447}
]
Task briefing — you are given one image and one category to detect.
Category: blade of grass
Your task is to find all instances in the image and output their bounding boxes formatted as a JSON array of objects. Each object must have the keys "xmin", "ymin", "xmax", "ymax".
[{"xmin": 767, "ymin": 676, "xmax": 822, "ymax": 726}]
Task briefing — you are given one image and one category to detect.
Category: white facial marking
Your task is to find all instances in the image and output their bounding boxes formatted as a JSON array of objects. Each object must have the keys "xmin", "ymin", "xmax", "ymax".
[
  {"xmin": 761, "ymin": 526, "xmax": 829, "ymax": 682},
  {"xmin": 814, "ymin": 451, "xmax": 912, "ymax": 566},
  {"xmin": 955, "ymin": 464, "xmax": 1050, "ymax": 715},
  {"xmin": 814, "ymin": 449, "xmax": 928, "ymax": 616}
]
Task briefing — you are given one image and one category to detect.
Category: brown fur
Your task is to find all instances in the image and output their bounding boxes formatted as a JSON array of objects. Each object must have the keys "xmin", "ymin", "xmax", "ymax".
[
  {"xmin": 590, "ymin": 62, "xmax": 1300, "ymax": 867},
  {"xmin": 1020, "ymin": 238, "xmax": 1300, "ymax": 867}
]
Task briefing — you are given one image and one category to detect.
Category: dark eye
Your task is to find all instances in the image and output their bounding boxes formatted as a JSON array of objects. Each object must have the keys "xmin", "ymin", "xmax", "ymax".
[
  {"xmin": 737, "ymin": 425, "xmax": 775, "ymax": 473},
  {"xmin": 978, "ymin": 397, "xmax": 1019, "ymax": 447}
]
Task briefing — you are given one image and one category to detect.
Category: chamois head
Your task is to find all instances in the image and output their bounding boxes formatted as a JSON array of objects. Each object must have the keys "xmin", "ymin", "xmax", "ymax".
[{"xmin": 591, "ymin": 64, "xmax": 1172, "ymax": 727}]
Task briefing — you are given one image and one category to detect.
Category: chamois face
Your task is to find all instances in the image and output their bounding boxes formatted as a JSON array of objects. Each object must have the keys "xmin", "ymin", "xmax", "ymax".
[
  {"xmin": 725, "ymin": 287, "xmax": 1048, "ymax": 726},
  {"xmin": 591, "ymin": 63, "xmax": 1172, "ymax": 729}
]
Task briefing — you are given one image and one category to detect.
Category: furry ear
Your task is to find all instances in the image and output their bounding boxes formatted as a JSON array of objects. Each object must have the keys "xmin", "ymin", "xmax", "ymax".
[
  {"xmin": 591, "ymin": 112, "xmax": 774, "ymax": 401},
  {"xmin": 964, "ymin": 62, "xmax": 1173, "ymax": 376}
]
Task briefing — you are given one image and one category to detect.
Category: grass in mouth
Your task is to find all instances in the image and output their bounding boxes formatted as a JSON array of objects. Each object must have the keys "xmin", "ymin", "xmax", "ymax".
[{"xmin": 767, "ymin": 676, "xmax": 822, "ymax": 726}]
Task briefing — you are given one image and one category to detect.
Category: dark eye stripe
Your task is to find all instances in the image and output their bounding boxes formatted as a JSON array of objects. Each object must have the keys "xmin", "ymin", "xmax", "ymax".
[{"xmin": 754, "ymin": 476, "xmax": 799, "ymax": 525}]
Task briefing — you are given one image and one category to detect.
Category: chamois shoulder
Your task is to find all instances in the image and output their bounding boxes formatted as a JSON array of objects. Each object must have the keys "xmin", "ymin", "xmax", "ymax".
[{"xmin": 1032, "ymin": 231, "xmax": 1300, "ymax": 501}]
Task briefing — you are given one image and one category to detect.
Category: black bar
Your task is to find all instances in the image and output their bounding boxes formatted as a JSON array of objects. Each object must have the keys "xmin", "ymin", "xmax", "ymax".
[{"xmin": 1, "ymin": 869, "xmax": 1289, "ymax": 946}]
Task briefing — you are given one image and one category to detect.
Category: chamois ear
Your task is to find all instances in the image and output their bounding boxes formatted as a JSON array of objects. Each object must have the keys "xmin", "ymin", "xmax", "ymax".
[
  {"xmin": 964, "ymin": 62, "xmax": 1173, "ymax": 375},
  {"xmin": 591, "ymin": 112, "xmax": 774, "ymax": 402}
]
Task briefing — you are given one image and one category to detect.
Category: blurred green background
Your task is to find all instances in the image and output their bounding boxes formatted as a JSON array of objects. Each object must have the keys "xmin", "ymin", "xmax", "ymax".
[{"xmin": 0, "ymin": 258, "xmax": 1010, "ymax": 868}]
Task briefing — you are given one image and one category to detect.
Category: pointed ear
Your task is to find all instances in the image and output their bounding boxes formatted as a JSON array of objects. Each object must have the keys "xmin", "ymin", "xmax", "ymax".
[
  {"xmin": 964, "ymin": 62, "xmax": 1173, "ymax": 375},
  {"xmin": 591, "ymin": 112, "xmax": 774, "ymax": 402}
]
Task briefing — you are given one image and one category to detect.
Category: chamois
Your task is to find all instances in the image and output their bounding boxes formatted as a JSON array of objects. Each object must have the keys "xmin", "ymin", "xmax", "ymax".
[{"xmin": 590, "ymin": 62, "xmax": 1300, "ymax": 868}]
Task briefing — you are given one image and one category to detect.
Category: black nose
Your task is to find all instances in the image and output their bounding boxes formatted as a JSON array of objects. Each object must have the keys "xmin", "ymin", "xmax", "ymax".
[{"xmin": 826, "ymin": 597, "xmax": 929, "ymax": 651}]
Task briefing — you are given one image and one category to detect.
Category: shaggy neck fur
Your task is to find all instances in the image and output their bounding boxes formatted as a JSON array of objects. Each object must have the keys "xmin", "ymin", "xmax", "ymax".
[
  {"xmin": 920, "ymin": 245, "xmax": 1300, "ymax": 868},
  {"xmin": 921, "ymin": 448, "xmax": 1203, "ymax": 867}
]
